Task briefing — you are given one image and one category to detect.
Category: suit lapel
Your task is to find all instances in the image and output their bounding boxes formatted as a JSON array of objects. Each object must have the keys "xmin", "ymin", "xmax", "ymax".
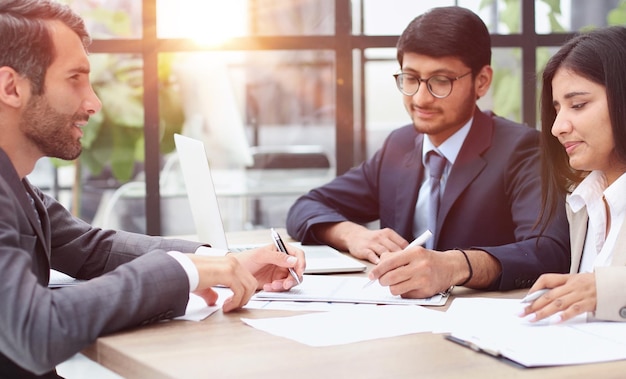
[
  {"xmin": 610, "ymin": 214, "xmax": 626, "ymax": 266},
  {"xmin": 438, "ymin": 109, "xmax": 492, "ymax": 240},
  {"xmin": 23, "ymin": 183, "xmax": 51, "ymax": 254},
  {"xmin": 0, "ymin": 149, "xmax": 52, "ymax": 281},
  {"xmin": 567, "ymin": 204, "xmax": 588, "ymax": 273},
  {"xmin": 395, "ymin": 133, "xmax": 424, "ymax": 238}
]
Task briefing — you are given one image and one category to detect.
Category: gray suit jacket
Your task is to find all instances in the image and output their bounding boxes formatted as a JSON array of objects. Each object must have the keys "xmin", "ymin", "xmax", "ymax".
[
  {"xmin": 0, "ymin": 149, "xmax": 204, "ymax": 376},
  {"xmin": 567, "ymin": 204, "xmax": 626, "ymax": 321}
]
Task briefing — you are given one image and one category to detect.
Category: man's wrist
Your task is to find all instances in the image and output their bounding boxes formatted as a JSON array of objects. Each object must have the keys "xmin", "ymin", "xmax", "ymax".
[
  {"xmin": 455, "ymin": 248, "xmax": 473, "ymax": 286},
  {"xmin": 167, "ymin": 250, "xmax": 199, "ymax": 291}
]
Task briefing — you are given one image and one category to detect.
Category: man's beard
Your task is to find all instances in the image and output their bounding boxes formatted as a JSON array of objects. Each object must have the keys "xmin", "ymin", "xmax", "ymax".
[{"xmin": 19, "ymin": 94, "xmax": 84, "ymax": 161}]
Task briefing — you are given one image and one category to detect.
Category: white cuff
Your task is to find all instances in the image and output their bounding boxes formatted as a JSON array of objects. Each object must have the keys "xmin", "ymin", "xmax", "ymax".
[
  {"xmin": 195, "ymin": 246, "xmax": 230, "ymax": 257},
  {"xmin": 166, "ymin": 250, "xmax": 199, "ymax": 292}
]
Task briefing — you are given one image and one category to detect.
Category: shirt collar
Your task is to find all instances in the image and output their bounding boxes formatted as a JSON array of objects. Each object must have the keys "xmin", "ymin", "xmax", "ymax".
[
  {"xmin": 567, "ymin": 170, "xmax": 606, "ymax": 212},
  {"xmin": 421, "ymin": 117, "xmax": 473, "ymax": 165}
]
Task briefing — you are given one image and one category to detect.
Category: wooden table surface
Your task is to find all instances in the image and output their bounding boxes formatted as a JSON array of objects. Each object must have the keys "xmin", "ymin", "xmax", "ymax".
[{"xmin": 83, "ymin": 230, "xmax": 626, "ymax": 379}]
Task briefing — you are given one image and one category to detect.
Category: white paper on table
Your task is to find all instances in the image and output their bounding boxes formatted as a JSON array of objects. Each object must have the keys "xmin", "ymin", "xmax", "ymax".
[
  {"xmin": 252, "ymin": 274, "xmax": 448, "ymax": 306},
  {"xmin": 175, "ymin": 287, "xmax": 239, "ymax": 321},
  {"xmin": 443, "ymin": 298, "xmax": 626, "ymax": 367},
  {"xmin": 246, "ymin": 300, "xmax": 380, "ymax": 312},
  {"xmin": 175, "ymin": 293, "xmax": 220, "ymax": 321},
  {"xmin": 241, "ymin": 304, "xmax": 445, "ymax": 347},
  {"xmin": 176, "ymin": 286, "xmax": 354, "ymax": 319}
]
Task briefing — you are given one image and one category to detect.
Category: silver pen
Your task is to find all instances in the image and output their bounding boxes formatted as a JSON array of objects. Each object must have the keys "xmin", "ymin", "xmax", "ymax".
[
  {"xmin": 271, "ymin": 228, "xmax": 301, "ymax": 285},
  {"xmin": 362, "ymin": 230, "xmax": 433, "ymax": 288},
  {"xmin": 520, "ymin": 288, "xmax": 549, "ymax": 303}
]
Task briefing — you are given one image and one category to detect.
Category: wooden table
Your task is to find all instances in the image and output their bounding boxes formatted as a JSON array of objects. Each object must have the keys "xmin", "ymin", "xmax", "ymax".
[{"xmin": 83, "ymin": 231, "xmax": 626, "ymax": 378}]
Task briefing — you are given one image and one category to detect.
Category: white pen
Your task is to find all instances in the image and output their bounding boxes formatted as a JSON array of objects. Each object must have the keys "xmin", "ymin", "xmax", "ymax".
[
  {"xmin": 270, "ymin": 228, "xmax": 301, "ymax": 285},
  {"xmin": 362, "ymin": 230, "xmax": 433, "ymax": 289},
  {"xmin": 520, "ymin": 288, "xmax": 549, "ymax": 303}
]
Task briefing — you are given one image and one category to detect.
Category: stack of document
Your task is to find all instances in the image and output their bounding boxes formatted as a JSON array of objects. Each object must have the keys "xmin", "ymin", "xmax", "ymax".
[
  {"xmin": 444, "ymin": 298, "xmax": 626, "ymax": 367},
  {"xmin": 252, "ymin": 274, "xmax": 449, "ymax": 306}
]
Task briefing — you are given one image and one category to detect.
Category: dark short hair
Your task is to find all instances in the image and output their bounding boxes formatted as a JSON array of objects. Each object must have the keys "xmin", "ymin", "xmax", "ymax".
[
  {"xmin": 0, "ymin": 0, "xmax": 90, "ymax": 95},
  {"xmin": 396, "ymin": 6, "xmax": 491, "ymax": 74},
  {"xmin": 539, "ymin": 26, "xmax": 626, "ymax": 227}
]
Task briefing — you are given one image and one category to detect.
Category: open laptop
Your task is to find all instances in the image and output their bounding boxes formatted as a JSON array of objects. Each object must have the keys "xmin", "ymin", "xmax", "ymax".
[{"xmin": 173, "ymin": 133, "xmax": 366, "ymax": 274}]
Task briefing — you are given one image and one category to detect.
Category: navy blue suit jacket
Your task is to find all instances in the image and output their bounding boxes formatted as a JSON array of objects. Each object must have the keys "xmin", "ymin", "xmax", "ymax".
[{"xmin": 287, "ymin": 108, "xmax": 570, "ymax": 290}]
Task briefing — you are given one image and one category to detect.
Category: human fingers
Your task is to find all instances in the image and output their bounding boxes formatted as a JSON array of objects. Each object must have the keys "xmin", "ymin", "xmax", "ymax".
[
  {"xmin": 222, "ymin": 278, "xmax": 257, "ymax": 313},
  {"xmin": 557, "ymin": 299, "xmax": 591, "ymax": 322},
  {"xmin": 369, "ymin": 228, "xmax": 408, "ymax": 253},
  {"xmin": 530, "ymin": 273, "xmax": 570, "ymax": 292},
  {"xmin": 238, "ymin": 245, "xmax": 305, "ymax": 289},
  {"xmin": 241, "ymin": 244, "xmax": 303, "ymax": 272},
  {"xmin": 187, "ymin": 254, "xmax": 257, "ymax": 312},
  {"xmin": 524, "ymin": 287, "xmax": 587, "ymax": 323},
  {"xmin": 369, "ymin": 250, "xmax": 413, "ymax": 284},
  {"xmin": 366, "ymin": 250, "xmax": 380, "ymax": 264},
  {"xmin": 523, "ymin": 290, "xmax": 564, "ymax": 322},
  {"xmin": 348, "ymin": 245, "xmax": 381, "ymax": 262},
  {"xmin": 192, "ymin": 287, "xmax": 219, "ymax": 306}
]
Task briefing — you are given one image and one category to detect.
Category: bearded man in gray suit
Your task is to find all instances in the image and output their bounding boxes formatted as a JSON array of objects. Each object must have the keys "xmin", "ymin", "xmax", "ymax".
[{"xmin": 0, "ymin": 1, "xmax": 305, "ymax": 378}]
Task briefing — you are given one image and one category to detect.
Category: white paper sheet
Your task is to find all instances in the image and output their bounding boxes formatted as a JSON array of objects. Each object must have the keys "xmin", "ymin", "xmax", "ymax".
[
  {"xmin": 444, "ymin": 298, "xmax": 626, "ymax": 367},
  {"xmin": 241, "ymin": 305, "xmax": 445, "ymax": 346},
  {"xmin": 252, "ymin": 274, "xmax": 448, "ymax": 306},
  {"xmin": 174, "ymin": 293, "xmax": 220, "ymax": 321}
]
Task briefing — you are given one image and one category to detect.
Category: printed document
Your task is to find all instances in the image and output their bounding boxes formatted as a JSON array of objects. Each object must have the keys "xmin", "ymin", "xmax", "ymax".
[
  {"xmin": 444, "ymin": 298, "xmax": 626, "ymax": 367},
  {"xmin": 252, "ymin": 274, "xmax": 448, "ymax": 306}
]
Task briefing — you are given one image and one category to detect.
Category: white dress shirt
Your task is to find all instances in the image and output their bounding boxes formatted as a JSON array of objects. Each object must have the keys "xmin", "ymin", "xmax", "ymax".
[{"xmin": 167, "ymin": 246, "xmax": 229, "ymax": 291}]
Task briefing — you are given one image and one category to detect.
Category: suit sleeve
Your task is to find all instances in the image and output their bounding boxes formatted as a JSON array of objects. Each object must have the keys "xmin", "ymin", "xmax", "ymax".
[
  {"xmin": 0, "ymin": 187, "xmax": 203, "ymax": 374},
  {"xmin": 594, "ymin": 266, "xmax": 626, "ymax": 321},
  {"xmin": 474, "ymin": 125, "xmax": 570, "ymax": 290},
  {"xmin": 286, "ymin": 131, "xmax": 397, "ymax": 244}
]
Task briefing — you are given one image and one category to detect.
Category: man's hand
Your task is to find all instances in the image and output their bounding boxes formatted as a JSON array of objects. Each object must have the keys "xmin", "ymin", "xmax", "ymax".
[
  {"xmin": 368, "ymin": 247, "xmax": 459, "ymax": 298},
  {"xmin": 187, "ymin": 243, "xmax": 305, "ymax": 313},
  {"xmin": 314, "ymin": 222, "xmax": 408, "ymax": 263},
  {"xmin": 366, "ymin": 247, "xmax": 498, "ymax": 298},
  {"xmin": 233, "ymin": 243, "xmax": 305, "ymax": 291}
]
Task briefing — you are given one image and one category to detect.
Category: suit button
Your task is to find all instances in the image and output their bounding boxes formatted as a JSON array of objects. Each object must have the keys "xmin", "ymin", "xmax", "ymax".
[
  {"xmin": 514, "ymin": 279, "xmax": 521, "ymax": 287},
  {"xmin": 619, "ymin": 307, "xmax": 626, "ymax": 319}
]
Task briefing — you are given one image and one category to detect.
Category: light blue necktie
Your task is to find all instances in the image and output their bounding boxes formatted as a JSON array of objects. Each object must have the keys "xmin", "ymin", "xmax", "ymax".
[{"xmin": 426, "ymin": 151, "xmax": 446, "ymax": 249}]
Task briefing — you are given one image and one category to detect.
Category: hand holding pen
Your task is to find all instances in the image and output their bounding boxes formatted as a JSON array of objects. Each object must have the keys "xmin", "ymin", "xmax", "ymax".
[
  {"xmin": 271, "ymin": 228, "xmax": 301, "ymax": 285},
  {"xmin": 362, "ymin": 230, "xmax": 432, "ymax": 288},
  {"xmin": 520, "ymin": 288, "xmax": 549, "ymax": 304}
]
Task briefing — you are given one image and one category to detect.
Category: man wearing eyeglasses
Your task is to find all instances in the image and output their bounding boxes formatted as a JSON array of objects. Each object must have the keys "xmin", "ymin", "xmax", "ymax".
[{"xmin": 286, "ymin": 6, "xmax": 570, "ymax": 299}]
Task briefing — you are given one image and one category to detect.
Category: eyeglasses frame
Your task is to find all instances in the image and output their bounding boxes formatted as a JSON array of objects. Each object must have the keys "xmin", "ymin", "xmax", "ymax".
[{"xmin": 393, "ymin": 70, "xmax": 473, "ymax": 99}]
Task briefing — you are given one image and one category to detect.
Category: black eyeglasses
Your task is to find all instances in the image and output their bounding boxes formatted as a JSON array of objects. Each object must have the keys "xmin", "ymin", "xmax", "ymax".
[{"xmin": 393, "ymin": 71, "xmax": 472, "ymax": 98}]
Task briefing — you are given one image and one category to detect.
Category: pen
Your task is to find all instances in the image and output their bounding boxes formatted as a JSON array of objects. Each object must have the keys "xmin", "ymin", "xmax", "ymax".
[
  {"xmin": 362, "ymin": 230, "xmax": 433, "ymax": 288},
  {"xmin": 520, "ymin": 288, "xmax": 549, "ymax": 303},
  {"xmin": 270, "ymin": 228, "xmax": 301, "ymax": 285}
]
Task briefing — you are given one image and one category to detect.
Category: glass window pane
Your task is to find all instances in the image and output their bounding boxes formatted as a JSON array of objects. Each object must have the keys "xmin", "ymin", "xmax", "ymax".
[
  {"xmin": 159, "ymin": 50, "xmax": 336, "ymax": 232},
  {"xmin": 363, "ymin": 49, "xmax": 407, "ymax": 159},
  {"xmin": 485, "ymin": 47, "xmax": 522, "ymax": 123},
  {"xmin": 536, "ymin": 46, "xmax": 561, "ymax": 130},
  {"xmin": 360, "ymin": 0, "xmax": 520, "ymax": 35},
  {"xmin": 61, "ymin": 0, "xmax": 142, "ymax": 39},
  {"xmin": 157, "ymin": 0, "xmax": 334, "ymax": 40},
  {"xmin": 81, "ymin": 53, "xmax": 146, "ymax": 229},
  {"xmin": 536, "ymin": 0, "xmax": 626, "ymax": 34}
]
